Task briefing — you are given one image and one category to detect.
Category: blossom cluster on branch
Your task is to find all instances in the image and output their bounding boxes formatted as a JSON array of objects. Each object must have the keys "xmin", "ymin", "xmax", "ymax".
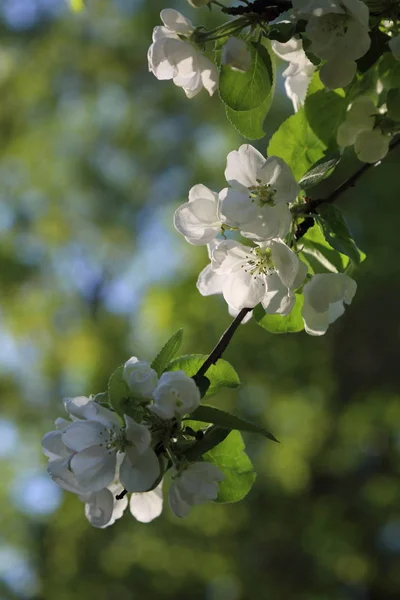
[{"xmin": 51, "ymin": 0, "xmax": 400, "ymax": 527}]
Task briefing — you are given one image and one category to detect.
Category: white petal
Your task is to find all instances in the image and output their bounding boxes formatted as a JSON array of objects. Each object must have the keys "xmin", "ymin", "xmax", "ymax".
[
  {"xmin": 124, "ymin": 416, "xmax": 151, "ymax": 454},
  {"xmin": 168, "ymin": 482, "xmax": 192, "ymax": 518},
  {"xmin": 240, "ymin": 204, "xmax": 292, "ymax": 242},
  {"xmin": 225, "ymin": 144, "xmax": 266, "ymax": 191},
  {"xmin": 218, "ymin": 187, "xmax": 259, "ymax": 228},
  {"xmin": 42, "ymin": 430, "xmax": 70, "ymax": 459},
  {"xmin": 174, "ymin": 190, "xmax": 220, "ymax": 245},
  {"xmin": 197, "ymin": 264, "xmax": 226, "ymax": 296},
  {"xmin": 48, "ymin": 457, "xmax": 88, "ymax": 494},
  {"xmin": 188, "ymin": 184, "xmax": 218, "ymax": 204},
  {"xmin": 123, "ymin": 357, "xmax": 158, "ymax": 399},
  {"xmin": 119, "ymin": 448, "xmax": 160, "ymax": 493},
  {"xmin": 62, "ymin": 421, "xmax": 109, "ymax": 453},
  {"xmin": 342, "ymin": 0, "xmax": 369, "ymax": 28},
  {"xmin": 130, "ymin": 483, "xmax": 164, "ymax": 523},
  {"xmin": 160, "ymin": 9, "xmax": 194, "ymax": 35},
  {"xmin": 199, "ymin": 55, "xmax": 219, "ymax": 96},
  {"xmin": 270, "ymin": 239, "xmax": 305, "ymax": 289},
  {"xmin": 63, "ymin": 396, "xmax": 92, "ymax": 419},
  {"xmin": 211, "ymin": 239, "xmax": 249, "ymax": 274},
  {"xmin": 354, "ymin": 130, "xmax": 390, "ymax": 163},
  {"xmin": 302, "ymin": 300, "xmax": 330, "ymax": 335},
  {"xmin": 261, "ymin": 272, "xmax": 294, "ymax": 315},
  {"xmin": 223, "ymin": 268, "xmax": 265, "ymax": 312},
  {"xmin": 257, "ymin": 156, "xmax": 300, "ymax": 204},
  {"xmin": 84, "ymin": 488, "xmax": 114, "ymax": 529},
  {"xmin": 148, "ymin": 39, "xmax": 176, "ymax": 80},
  {"xmin": 70, "ymin": 446, "xmax": 116, "ymax": 492}
]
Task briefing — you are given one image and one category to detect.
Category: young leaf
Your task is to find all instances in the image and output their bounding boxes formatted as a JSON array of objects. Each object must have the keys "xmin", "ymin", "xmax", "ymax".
[
  {"xmin": 150, "ymin": 329, "xmax": 183, "ymax": 376},
  {"xmin": 183, "ymin": 424, "xmax": 231, "ymax": 461},
  {"xmin": 316, "ymin": 203, "xmax": 362, "ymax": 264},
  {"xmin": 304, "ymin": 89, "xmax": 347, "ymax": 149},
  {"xmin": 387, "ymin": 89, "xmax": 400, "ymax": 122},
  {"xmin": 108, "ymin": 365, "xmax": 142, "ymax": 421},
  {"xmin": 254, "ymin": 294, "xmax": 305, "ymax": 334},
  {"xmin": 225, "ymin": 96, "xmax": 271, "ymax": 140},
  {"xmin": 219, "ymin": 42, "xmax": 273, "ymax": 111},
  {"xmin": 166, "ymin": 354, "xmax": 240, "ymax": 396},
  {"xmin": 299, "ymin": 153, "xmax": 341, "ymax": 190},
  {"xmin": 189, "ymin": 405, "xmax": 278, "ymax": 442},
  {"xmin": 299, "ymin": 223, "xmax": 351, "ymax": 274},
  {"xmin": 267, "ymin": 108, "xmax": 326, "ymax": 180},
  {"xmin": 204, "ymin": 431, "xmax": 257, "ymax": 503}
]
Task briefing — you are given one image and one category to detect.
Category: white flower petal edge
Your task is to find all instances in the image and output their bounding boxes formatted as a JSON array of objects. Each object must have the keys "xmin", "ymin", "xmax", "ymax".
[
  {"xmin": 130, "ymin": 482, "xmax": 164, "ymax": 523},
  {"xmin": 123, "ymin": 357, "xmax": 159, "ymax": 398},
  {"xmin": 174, "ymin": 184, "xmax": 221, "ymax": 245},
  {"xmin": 148, "ymin": 10, "xmax": 218, "ymax": 97},
  {"xmin": 169, "ymin": 462, "xmax": 224, "ymax": 518},
  {"xmin": 272, "ymin": 38, "xmax": 315, "ymax": 111},
  {"xmin": 302, "ymin": 273, "xmax": 357, "ymax": 335},
  {"xmin": 151, "ymin": 371, "xmax": 201, "ymax": 419}
]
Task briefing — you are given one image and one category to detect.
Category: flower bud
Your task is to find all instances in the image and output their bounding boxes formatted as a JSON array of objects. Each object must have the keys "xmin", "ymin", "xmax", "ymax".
[
  {"xmin": 186, "ymin": 0, "xmax": 211, "ymax": 7},
  {"xmin": 150, "ymin": 370, "xmax": 200, "ymax": 419},
  {"xmin": 123, "ymin": 357, "xmax": 158, "ymax": 398},
  {"xmin": 222, "ymin": 37, "xmax": 252, "ymax": 72},
  {"xmin": 354, "ymin": 129, "xmax": 390, "ymax": 163}
]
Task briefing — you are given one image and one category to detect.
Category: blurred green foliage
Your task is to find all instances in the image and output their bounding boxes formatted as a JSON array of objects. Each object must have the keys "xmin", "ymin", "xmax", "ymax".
[{"xmin": 0, "ymin": 1, "xmax": 399, "ymax": 599}]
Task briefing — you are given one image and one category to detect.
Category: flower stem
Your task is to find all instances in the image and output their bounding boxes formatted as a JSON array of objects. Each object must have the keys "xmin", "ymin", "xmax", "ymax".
[{"xmin": 196, "ymin": 308, "xmax": 252, "ymax": 378}]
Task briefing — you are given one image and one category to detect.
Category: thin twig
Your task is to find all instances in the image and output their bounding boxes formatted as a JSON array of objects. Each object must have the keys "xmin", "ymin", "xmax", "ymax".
[
  {"xmin": 196, "ymin": 308, "xmax": 252, "ymax": 377},
  {"xmin": 293, "ymin": 135, "xmax": 400, "ymax": 240}
]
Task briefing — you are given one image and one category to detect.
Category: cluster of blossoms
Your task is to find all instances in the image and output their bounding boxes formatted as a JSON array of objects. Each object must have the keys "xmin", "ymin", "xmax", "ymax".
[
  {"xmin": 174, "ymin": 144, "xmax": 357, "ymax": 336},
  {"xmin": 42, "ymin": 358, "xmax": 224, "ymax": 527}
]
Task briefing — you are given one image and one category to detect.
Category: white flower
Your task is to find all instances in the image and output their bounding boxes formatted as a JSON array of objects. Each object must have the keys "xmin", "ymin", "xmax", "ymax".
[
  {"xmin": 61, "ymin": 414, "xmax": 160, "ymax": 493},
  {"xmin": 81, "ymin": 482, "xmax": 128, "ymax": 529},
  {"xmin": 130, "ymin": 482, "xmax": 164, "ymax": 523},
  {"xmin": 123, "ymin": 357, "xmax": 158, "ymax": 399},
  {"xmin": 151, "ymin": 371, "xmax": 200, "ymax": 420},
  {"xmin": 174, "ymin": 184, "xmax": 221, "ymax": 245},
  {"xmin": 337, "ymin": 96, "xmax": 376, "ymax": 147},
  {"xmin": 219, "ymin": 145, "xmax": 299, "ymax": 242},
  {"xmin": 169, "ymin": 462, "xmax": 224, "ymax": 517},
  {"xmin": 198, "ymin": 239, "xmax": 307, "ymax": 313},
  {"xmin": 272, "ymin": 38, "xmax": 315, "ymax": 111},
  {"xmin": 354, "ymin": 129, "xmax": 390, "ymax": 163},
  {"xmin": 302, "ymin": 273, "xmax": 357, "ymax": 335},
  {"xmin": 389, "ymin": 33, "xmax": 400, "ymax": 61},
  {"xmin": 294, "ymin": 0, "xmax": 370, "ymax": 89},
  {"xmin": 148, "ymin": 9, "xmax": 218, "ymax": 97},
  {"xmin": 221, "ymin": 37, "xmax": 252, "ymax": 72}
]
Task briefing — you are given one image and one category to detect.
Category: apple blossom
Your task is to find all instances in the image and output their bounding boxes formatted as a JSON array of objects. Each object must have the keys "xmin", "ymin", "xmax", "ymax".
[
  {"xmin": 148, "ymin": 9, "xmax": 218, "ymax": 97},
  {"xmin": 222, "ymin": 37, "xmax": 252, "ymax": 72},
  {"xmin": 198, "ymin": 239, "xmax": 307, "ymax": 314},
  {"xmin": 174, "ymin": 184, "xmax": 222, "ymax": 246},
  {"xmin": 169, "ymin": 462, "xmax": 224, "ymax": 518},
  {"xmin": 271, "ymin": 38, "xmax": 315, "ymax": 111},
  {"xmin": 151, "ymin": 371, "xmax": 201, "ymax": 420},
  {"xmin": 61, "ymin": 413, "xmax": 160, "ymax": 493},
  {"xmin": 219, "ymin": 145, "xmax": 299, "ymax": 242},
  {"xmin": 123, "ymin": 357, "xmax": 158, "ymax": 399},
  {"xmin": 302, "ymin": 273, "xmax": 357, "ymax": 335},
  {"xmin": 81, "ymin": 483, "xmax": 128, "ymax": 529},
  {"xmin": 354, "ymin": 129, "xmax": 390, "ymax": 163},
  {"xmin": 337, "ymin": 96, "xmax": 376, "ymax": 147},
  {"xmin": 293, "ymin": 0, "xmax": 370, "ymax": 89}
]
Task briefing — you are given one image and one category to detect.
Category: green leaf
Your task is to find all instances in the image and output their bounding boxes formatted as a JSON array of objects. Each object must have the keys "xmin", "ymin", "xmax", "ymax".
[
  {"xmin": 254, "ymin": 293, "xmax": 305, "ymax": 334},
  {"xmin": 150, "ymin": 328, "xmax": 183, "ymax": 376},
  {"xmin": 300, "ymin": 223, "xmax": 351, "ymax": 274},
  {"xmin": 299, "ymin": 153, "xmax": 341, "ymax": 190},
  {"xmin": 316, "ymin": 203, "xmax": 362, "ymax": 264},
  {"xmin": 166, "ymin": 354, "xmax": 240, "ymax": 396},
  {"xmin": 183, "ymin": 423, "xmax": 231, "ymax": 461},
  {"xmin": 189, "ymin": 405, "xmax": 278, "ymax": 442},
  {"xmin": 379, "ymin": 53, "xmax": 400, "ymax": 89},
  {"xmin": 267, "ymin": 108, "xmax": 326, "ymax": 180},
  {"xmin": 108, "ymin": 365, "xmax": 142, "ymax": 421},
  {"xmin": 387, "ymin": 88, "xmax": 400, "ymax": 122},
  {"xmin": 204, "ymin": 430, "xmax": 257, "ymax": 503},
  {"xmin": 304, "ymin": 89, "xmax": 347, "ymax": 149},
  {"xmin": 219, "ymin": 42, "xmax": 273, "ymax": 111}
]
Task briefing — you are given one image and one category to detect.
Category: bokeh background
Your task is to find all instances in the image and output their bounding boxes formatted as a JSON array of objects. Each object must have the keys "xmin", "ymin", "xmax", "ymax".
[{"xmin": 0, "ymin": 0, "xmax": 399, "ymax": 598}]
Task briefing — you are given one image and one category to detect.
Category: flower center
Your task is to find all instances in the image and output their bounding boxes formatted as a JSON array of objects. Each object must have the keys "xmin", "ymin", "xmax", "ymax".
[
  {"xmin": 242, "ymin": 247, "xmax": 274, "ymax": 277},
  {"xmin": 248, "ymin": 179, "xmax": 276, "ymax": 207},
  {"xmin": 320, "ymin": 14, "xmax": 348, "ymax": 37},
  {"xmin": 99, "ymin": 427, "xmax": 126, "ymax": 453}
]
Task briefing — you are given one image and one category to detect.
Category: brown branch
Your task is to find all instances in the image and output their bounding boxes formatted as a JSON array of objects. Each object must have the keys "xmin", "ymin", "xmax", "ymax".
[
  {"xmin": 196, "ymin": 307, "xmax": 252, "ymax": 378},
  {"xmin": 293, "ymin": 135, "xmax": 400, "ymax": 240}
]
